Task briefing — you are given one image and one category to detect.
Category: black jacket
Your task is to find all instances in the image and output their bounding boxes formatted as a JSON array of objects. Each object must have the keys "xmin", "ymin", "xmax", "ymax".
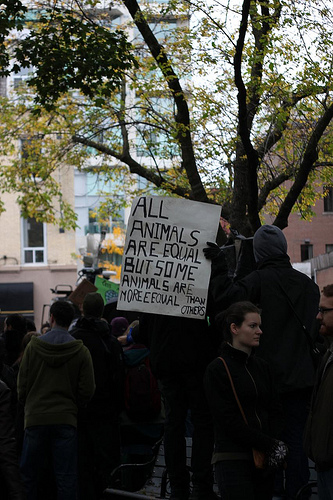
[
  {"xmin": 204, "ymin": 343, "xmax": 282, "ymax": 460},
  {"xmin": 209, "ymin": 254, "xmax": 320, "ymax": 393},
  {"xmin": 304, "ymin": 350, "xmax": 333, "ymax": 470},
  {"xmin": 0, "ymin": 380, "xmax": 25, "ymax": 499},
  {"xmin": 71, "ymin": 317, "xmax": 124, "ymax": 420},
  {"xmin": 135, "ymin": 313, "xmax": 220, "ymax": 378}
]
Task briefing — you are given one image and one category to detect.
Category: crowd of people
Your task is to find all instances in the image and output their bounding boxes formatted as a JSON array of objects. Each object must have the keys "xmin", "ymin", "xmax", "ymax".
[{"xmin": 1, "ymin": 224, "xmax": 333, "ymax": 500}]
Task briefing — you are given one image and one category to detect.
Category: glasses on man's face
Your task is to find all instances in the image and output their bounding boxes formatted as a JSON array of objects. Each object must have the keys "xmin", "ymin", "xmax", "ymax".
[{"xmin": 318, "ymin": 307, "xmax": 333, "ymax": 314}]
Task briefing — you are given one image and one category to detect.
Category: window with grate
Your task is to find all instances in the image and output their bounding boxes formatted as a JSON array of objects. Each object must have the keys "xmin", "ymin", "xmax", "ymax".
[
  {"xmin": 300, "ymin": 243, "xmax": 313, "ymax": 262},
  {"xmin": 324, "ymin": 186, "xmax": 333, "ymax": 212}
]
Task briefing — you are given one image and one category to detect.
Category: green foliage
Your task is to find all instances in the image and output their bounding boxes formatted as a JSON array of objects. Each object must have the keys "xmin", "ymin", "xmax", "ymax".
[
  {"xmin": 1, "ymin": 0, "xmax": 333, "ymax": 233},
  {"xmin": 0, "ymin": 92, "xmax": 79, "ymax": 229},
  {"xmin": 13, "ymin": 7, "xmax": 137, "ymax": 110},
  {"xmin": 0, "ymin": 0, "xmax": 26, "ymax": 74}
]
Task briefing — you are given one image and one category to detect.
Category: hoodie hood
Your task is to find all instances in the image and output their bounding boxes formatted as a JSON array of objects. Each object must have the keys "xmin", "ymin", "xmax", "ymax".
[
  {"xmin": 29, "ymin": 335, "xmax": 84, "ymax": 368},
  {"xmin": 73, "ymin": 316, "xmax": 110, "ymax": 337},
  {"xmin": 253, "ymin": 225, "xmax": 288, "ymax": 263}
]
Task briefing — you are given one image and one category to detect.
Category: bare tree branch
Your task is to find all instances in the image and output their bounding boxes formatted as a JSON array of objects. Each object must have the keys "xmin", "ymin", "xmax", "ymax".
[
  {"xmin": 233, "ymin": 0, "xmax": 261, "ymax": 233},
  {"xmin": 257, "ymin": 88, "xmax": 328, "ymax": 159},
  {"xmin": 71, "ymin": 133, "xmax": 194, "ymax": 198},
  {"xmin": 274, "ymin": 102, "xmax": 333, "ymax": 228},
  {"xmin": 122, "ymin": 0, "xmax": 209, "ymax": 202},
  {"xmin": 258, "ymin": 171, "xmax": 292, "ymax": 211}
]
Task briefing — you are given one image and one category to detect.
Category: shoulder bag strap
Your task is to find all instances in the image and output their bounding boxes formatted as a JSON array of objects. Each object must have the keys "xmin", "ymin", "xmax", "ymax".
[
  {"xmin": 218, "ymin": 356, "xmax": 248, "ymax": 425},
  {"xmin": 98, "ymin": 333, "xmax": 112, "ymax": 354},
  {"xmin": 271, "ymin": 270, "xmax": 320, "ymax": 356}
]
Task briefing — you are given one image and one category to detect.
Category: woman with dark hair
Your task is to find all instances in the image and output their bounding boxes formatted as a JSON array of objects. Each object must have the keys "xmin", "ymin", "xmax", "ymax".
[{"xmin": 204, "ymin": 301, "xmax": 287, "ymax": 500}]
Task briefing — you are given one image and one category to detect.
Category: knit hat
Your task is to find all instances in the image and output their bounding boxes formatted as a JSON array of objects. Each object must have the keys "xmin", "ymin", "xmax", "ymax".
[
  {"xmin": 111, "ymin": 317, "xmax": 129, "ymax": 337},
  {"xmin": 253, "ymin": 225, "xmax": 287, "ymax": 263}
]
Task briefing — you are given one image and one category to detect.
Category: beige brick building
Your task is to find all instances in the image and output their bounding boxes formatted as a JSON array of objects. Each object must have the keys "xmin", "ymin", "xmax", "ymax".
[{"xmin": 0, "ymin": 166, "xmax": 77, "ymax": 331}]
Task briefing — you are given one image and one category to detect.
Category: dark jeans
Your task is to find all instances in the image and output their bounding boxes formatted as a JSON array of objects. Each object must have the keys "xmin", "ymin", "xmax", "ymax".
[
  {"xmin": 159, "ymin": 372, "xmax": 215, "ymax": 498},
  {"xmin": 215, "ymin": 460, "xmax": 275, "ymax": 500},
  {"xmin": 20, "ymin": 424, "xmax": 77, "ymax": 500},
  {"xmin": 275, "ymin": 388, "xmax": 312, "ymax": 499},
  {"xmin": 77, "ymin": 419, "xmax": 121, "ymax": 500},
  {"xmin": 318, "ymin": 469, "xmax": 333, "ymax": 500}
]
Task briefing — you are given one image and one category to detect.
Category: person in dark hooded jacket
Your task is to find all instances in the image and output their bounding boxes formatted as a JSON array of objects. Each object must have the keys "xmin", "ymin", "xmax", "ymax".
[
  {"xmin": 123, "ymin": 312, "xmax": 219, "ymax": 500},
  {"xmin": 0, "ymin": 338, "xmax": 26, "ymax": 500},
  {"xmin": 205, "ymin": 224, "xmax": 320, "ymax": 500},
  {"xmin": 71, "ymin": 292, "xmax": 124, "ymax": 500},
  {"xmin": 3, "ymin": 314, "xmax": 27, "ymax": 367}
]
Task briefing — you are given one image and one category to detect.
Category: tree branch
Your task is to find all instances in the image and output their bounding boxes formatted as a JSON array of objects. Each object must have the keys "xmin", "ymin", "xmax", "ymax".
[
  {"xmin": 257, "ymin": 88, "xmax": 328, "ymax": 159},
  {"xmin": 258, "ymin": 171, "xmax": 292, "ymax": 211},
  {"xmin": 274, "ymin": 102, "xmax": 333, "ymax": 228},
  {"xmin": 71, "ymin": 134, "xmax": 193, "ymax": 198},
  {"xmin": 247, "ymin": 1, "xmax": 280, "ymax": 131},
  {"xmin": 233, "ymin": 0, "xmax": 260, "ymax": 232},
  {"xmin": 122, "ymin": 0, "xmax": 209, "ymax": 202}
]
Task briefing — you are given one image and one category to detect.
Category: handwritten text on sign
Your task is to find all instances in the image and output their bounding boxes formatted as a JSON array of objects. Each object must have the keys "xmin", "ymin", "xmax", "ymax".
[{"xmin": 117, "ymin": 196, "xmax": 220, "ymax": 319}]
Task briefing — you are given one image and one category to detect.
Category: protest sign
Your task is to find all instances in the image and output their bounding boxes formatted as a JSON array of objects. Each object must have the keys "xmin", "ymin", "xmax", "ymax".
[
  {"xmin": 94, "ymin": 275, "xmax": 119, "ymax": 304},
  {"xmin": 68, "ymin": 279, "xmax": 97, "ymax": 307},
  {"xmin": 117, "ymin": 196, "xmax": 221, "ymax": 319}
]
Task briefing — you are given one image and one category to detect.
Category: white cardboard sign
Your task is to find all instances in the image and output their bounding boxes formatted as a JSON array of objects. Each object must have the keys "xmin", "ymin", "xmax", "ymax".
[{"xmin": 117, "ymin": 196, "xmax": 221, "ymax": 319}]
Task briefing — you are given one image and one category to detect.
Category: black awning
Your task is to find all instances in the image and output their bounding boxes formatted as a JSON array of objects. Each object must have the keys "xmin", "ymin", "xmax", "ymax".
[{"xmin": 0, "ymin": 282, "xmax": 34, "ymax": 316}]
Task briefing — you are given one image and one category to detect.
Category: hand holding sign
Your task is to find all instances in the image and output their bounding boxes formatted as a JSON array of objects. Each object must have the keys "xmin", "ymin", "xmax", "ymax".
[
  {"xmin": 203, "ymin": 241, "xmax": 223, "ymax": 260},
  {"xmin": 117, "ymin": 196, "xmax": 221, "ymax": 319}
]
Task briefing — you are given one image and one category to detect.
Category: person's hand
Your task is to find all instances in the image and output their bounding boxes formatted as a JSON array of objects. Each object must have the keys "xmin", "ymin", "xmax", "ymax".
[
  {"xmin": 117, "ymin": 335, "xmax": 128, "ymax": 346},
  {"xmin": 203, "ymin": 241, "xmax": 222, "ymax": 260},
  {"xmin": 268, "ymin": 440, "xmax": 288, "ymax": 469}
]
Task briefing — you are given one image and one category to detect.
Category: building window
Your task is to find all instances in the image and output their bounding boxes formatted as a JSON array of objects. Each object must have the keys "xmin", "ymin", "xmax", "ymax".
[
  {"xmin": 326, "ymin": 244, "xmax": 333, "ymax": 254},
  {"xmin": 22, "ymin": 217, "xmax": 46, "ymax": 264},
  {"xmin": 300, "ymin": 243, "xmax": 313, "ymax": 262},
  {"xmin": 324, "ymin": 187, "xmax": 333, "ymax": 212},
  {"xmin": 0, "ymin": 77, "xmax": 7, "ymax": 97},
  {"xmin": 13, "ymin": 77, "xmax": 23, "ymax": 90},
  {"xmin": 20, "ymin": 137, "xmax": 41, "ymax": 162},
  {"xmin": 84, "ymin": 208, "xmax": 111, "ymax": 235},
  {"xmin": 101, "ymin": 251, "xmax": 123, "ymax": 266}
]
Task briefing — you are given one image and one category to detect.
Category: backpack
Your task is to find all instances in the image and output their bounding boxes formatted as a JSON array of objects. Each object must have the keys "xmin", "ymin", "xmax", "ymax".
[{"xmin": 123, "ymin": 344, "xmax": 161, "ymax": 421}]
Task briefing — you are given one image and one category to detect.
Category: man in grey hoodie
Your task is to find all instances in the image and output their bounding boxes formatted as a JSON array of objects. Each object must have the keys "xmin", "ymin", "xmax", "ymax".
[{"xmin": 18, "ymin": 300, "xmax": 95, "ymax": 500}]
